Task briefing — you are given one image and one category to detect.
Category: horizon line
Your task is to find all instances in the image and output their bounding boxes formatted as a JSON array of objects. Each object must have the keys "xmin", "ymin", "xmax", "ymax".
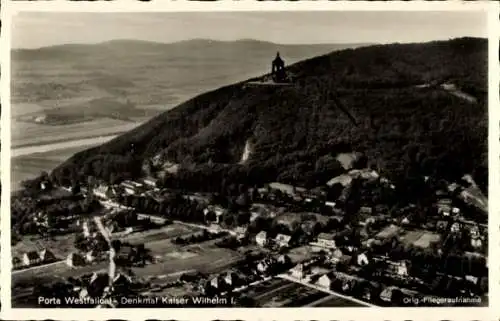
[{"xmin": 10, "ymin": 36, "xmax": 484, "ymax": 51}]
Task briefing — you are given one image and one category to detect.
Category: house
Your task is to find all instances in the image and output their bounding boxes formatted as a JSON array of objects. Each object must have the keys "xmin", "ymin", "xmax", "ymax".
[
  {"xmin": 277, "ymin": 254, "xmax": 291, "ymax": 266},
  {"xmin": 268, "ymin": 182, "xmax": 307, "ymax": 197},
  {"xmin": 450, "ymin": 222, "xmax": 461, "ymax": 233},
  {"xmin": 86, "ymin": 250, "xmax": 97, "ymax": 263},
  {"xmin": 255, "ymin": 231, "xmax": 268, "ymax": 247},
  {"xmin": 275, "ymin": 234, "xmax": 291, "ymax": 248},
  {"xmin": 39, "ymin": 249, "xmax": 56, "ymax": 263},
  {"xmin": 113, "ymin": 273, "xmax": 132, "ymax": 286},
  {"xmin": 66, "ymin": 252, "xmax": 86, "ymax": 267},
  {"xmin": 359, "ymin": 207, "xmax": 373, "ymax": 215},
  {"xmin": 203, "ymin": 205, "xmax": 226, "ymax": 223},
  {"xmin": 82, "ymin": 220, "xmax": 91, "ymax": 238},
  {"xmin": 163, "ymin": 162, "xmax": 180, "ymax": 174},
  {"xmin": 223, "ymin": 271, "xmax": 241, "ymax": 287},
  {"xmin": 437, "ymin": 199, "xmax": 453, "ymax": 216},
  {"xmin": 137, "ymin": 213, "xmax": 167, "ymax": 225},
  {"xmin": 209, "ymin": 276, "xmax": 222, "ymax": 289},
  {"xmin": 387, "ymin": 260, "xmax": 408, "ymax": 277},
  {"xmin": 12, "ymin": 257, "xmax": 22, "ymax": 269},
  {"xmin": 470, "ymin": 226, "xmax": 483, "ymax": 249},
  {"xmin": 208, "ymin": 224, "xmax": 222, "ymax": 234},
  {"xmin": 120, "ymin": 180, "xmax": 143, "ymax": 195},
  {"xmin": 290, "ymin": 263, "xmax": 306, "ymax": 280},
  {"xmin": 234, "ymin": 226, "xmax": 247, "ymax": 239},
  {"xmin": 256, "ymin": 259, "xmax": 273, "ymax": 273},
  {"xmin": 250, "ymin": 203, "xmax": 271, "ymax": 221},
  {"xmin": 93, "ymin": 184, "xmax": 110, "ymax": 199},
  {"xmin": 316, "ymin": 233, "xmax": 336, "ymax": 249},
  {"xmin": 380, "ymin": 286, "xmax": 393, "ymax": 302},
  {"xmin": 329, "ymin": 249, "xmax": 352, "ymax": 265},
  {"xmin": 317, "ymin": 273, "xmax": 335, "ymax": 289},
  {"xmin": 362, "ymin": 238, "xmax": 379, "ymax": 248},
  {"xmin": 143, "ymin": 177, "xmax": 158, "ymax": 188},
  {"xmin": 357, "ymin": 169, "xmax": 380, "ymax": 180},
  {"xmin": 357, "ymin": 252, "xmax": 369, "ymax": 266},
  {"xmin": 471, "ymin": 236, "xmax": 483, "ymax": 249},
  {"xmin": 22, "ymin": 251, "xmax": 41, "ymax": 266},
  {"xmin": 325, "ymin": 201, "xmax": 336, "ymax": 209},
  {"xmin": 465, "ymin": 275, "xmax": 479, "ymax": 285},
  {"xmin": 326, "ymin": 174, "xmax": 353, "ymax": 187}
]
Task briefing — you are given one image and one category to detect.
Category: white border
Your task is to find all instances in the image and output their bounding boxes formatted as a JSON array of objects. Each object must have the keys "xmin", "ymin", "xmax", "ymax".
[{"xmin": 1, "ymin": 1, "xmax": 499, "ymax": 320}]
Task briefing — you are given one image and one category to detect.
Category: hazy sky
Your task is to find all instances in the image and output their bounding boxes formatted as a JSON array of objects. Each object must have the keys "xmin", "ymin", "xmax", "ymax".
[{"xmin": 12, "ymin": 11, "xmax": 487, "ymax": 49}]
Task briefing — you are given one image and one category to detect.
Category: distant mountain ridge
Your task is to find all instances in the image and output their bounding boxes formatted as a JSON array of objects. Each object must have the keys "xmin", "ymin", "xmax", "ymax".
[
  {"xmin": 12, "ymin": 38, "xmax": 371, "ymax": 53},
  {"xmin": 12, "ymin": 39, "xmax": 367, "ymax": 112},
  {"xmin": 44, "ymin": 37, "xmax": 487, "ymax": 193}
]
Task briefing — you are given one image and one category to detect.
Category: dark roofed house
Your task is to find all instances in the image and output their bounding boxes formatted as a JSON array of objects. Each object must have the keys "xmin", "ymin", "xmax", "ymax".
[
  {"xmin": 66, "ymin": 252, "xmax": 86, "ymax": 267},
  {"xmin": 39, "ymin": 249, "xmax": 56, "ymax": 263},
  {"xmin": 22, "ymin": 249, "xmax": 54, "ymax": 267},
  {"xmin": 12, "ymin": 257, "xmax": 22, "ymax": 269}
]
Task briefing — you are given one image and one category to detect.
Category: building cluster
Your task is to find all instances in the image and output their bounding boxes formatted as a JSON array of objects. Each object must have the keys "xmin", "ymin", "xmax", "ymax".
[{"xmin": 13, "ymin": 248, "xmax": 57, "ymax": 269}]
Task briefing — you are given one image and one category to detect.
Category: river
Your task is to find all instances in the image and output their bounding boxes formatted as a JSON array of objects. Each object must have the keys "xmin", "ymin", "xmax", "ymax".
[{"xmin": 11, "ymin": 134, "xmax": 118, "ymax": 158}]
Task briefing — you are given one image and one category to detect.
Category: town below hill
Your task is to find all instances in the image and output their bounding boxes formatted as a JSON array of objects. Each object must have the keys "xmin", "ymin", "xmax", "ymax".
[{"xmin": 12, "ymin": 159, "xmax": 488, "ymax": 307}]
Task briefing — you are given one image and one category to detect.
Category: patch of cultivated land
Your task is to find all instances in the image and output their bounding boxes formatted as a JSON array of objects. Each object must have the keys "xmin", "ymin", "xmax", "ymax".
[
  {"xmin": 246, "ymin": 278, "xmax": 347, "ymax": 307},
  {"xmin": 12, "ymin": 233, "xmax": 77, "ymax": 262},
  {"xmin": 11, "ymin": 117, "xmax": 139, "ymax": 148},
  {"xmin": 12, "ymin": 222, "xmax": 242, "ymax": 301},
  {"xmin": 401, "ymin": 230, "xmax": 441, "ymax": 248}
]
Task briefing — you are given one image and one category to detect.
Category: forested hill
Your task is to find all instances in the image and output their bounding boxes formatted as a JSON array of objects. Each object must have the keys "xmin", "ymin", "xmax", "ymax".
[{"xmin": 51, "ymin": 37, "xmax": 488, "ymax": 192}]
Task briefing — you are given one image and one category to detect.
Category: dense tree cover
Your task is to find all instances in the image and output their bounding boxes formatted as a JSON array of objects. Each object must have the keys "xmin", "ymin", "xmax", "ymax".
[
  {"xmin": 11, "ymin": 193, "xmax": 102, "ymax": 241},
  {"xmin": 49, "ymin": 38, "xmax": 487, "ymax": 193}
]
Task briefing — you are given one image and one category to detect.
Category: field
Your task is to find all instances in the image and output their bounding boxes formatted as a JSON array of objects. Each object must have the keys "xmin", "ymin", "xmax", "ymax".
[
  {"xmin": 12, "ymin": 233, "xmax": 78, "ymax": 262},
  {"xmin": 12, "ymin": 222, "xmax": 244, "ymax": 307},
  {"xmin": 375, "ymin": 224, "xmax": 401, "ymax": 239},
  {"xmin": 287, "ymin": 245, "xmax": 316, "ymax": 264},
  {"xmin": 401, "ymin": 230, "xmax": 441, "ymax": 248},
  {"xmin": 242, "ymin": 277, "xmax": 361, "ymax": 307},
  {"xmin": 12, "ymin": 116, "xmax": 139, "ymax": 148}
]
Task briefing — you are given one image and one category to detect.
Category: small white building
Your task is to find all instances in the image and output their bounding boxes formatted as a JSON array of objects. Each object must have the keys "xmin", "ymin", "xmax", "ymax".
[
  {"xmin": 317, "ymin": 273, "xmax": 334, "ymax": 289},
  {"xmin": 325, "ymin": 201, "xmax": 336, "ymax": 208},
  {"xmin": 255, "ymin": 231, "xmax": 268, "ymax": 247},
  {"xmin": 396, "ymin": 261, "xmax": 408, "ymax": 277},
  {"xmin": 86, "ymin": 250, "xmax": 96, "ymax": 263},
  {"xmin": 357, "ymin": 252, "xmax": 369, "ymax": 266},
  {"xmin": 290, "ymin": 263, "xmax": 305, "ymax": 280},
  {"xmin": 275, "ymin": 234, "xmax": 291, "ymax": 248}
]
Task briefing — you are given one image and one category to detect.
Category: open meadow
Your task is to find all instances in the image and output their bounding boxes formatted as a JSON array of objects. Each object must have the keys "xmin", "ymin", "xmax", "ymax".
[{"xmin": 12, "ymin": 222, "xmax": 242, "ymax": 304}]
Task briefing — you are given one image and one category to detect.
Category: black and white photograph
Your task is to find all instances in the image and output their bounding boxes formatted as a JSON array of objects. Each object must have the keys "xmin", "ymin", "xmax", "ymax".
[{"xmin": 9, "ymin": 9, "xmax": 491, "ymax": 309}]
